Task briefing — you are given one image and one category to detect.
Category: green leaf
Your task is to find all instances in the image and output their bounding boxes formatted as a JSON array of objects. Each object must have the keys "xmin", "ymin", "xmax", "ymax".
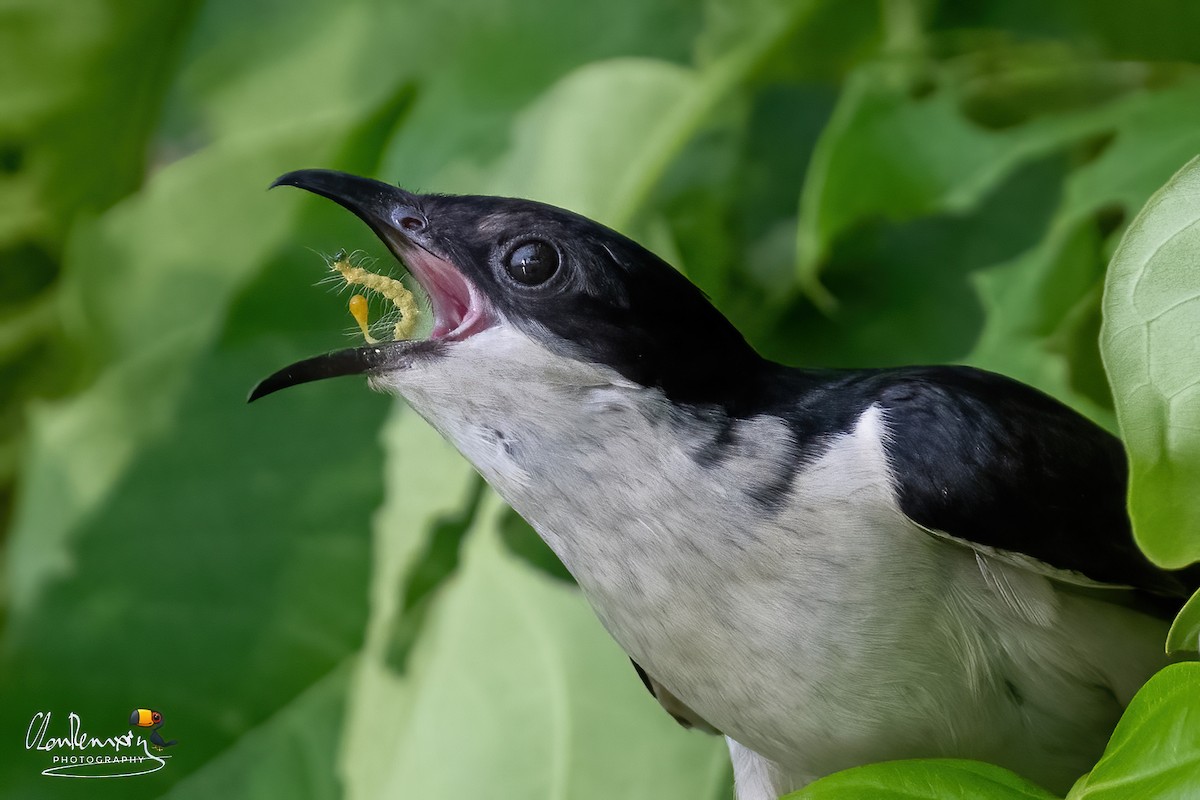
[
  {"xmin": 967, "ymin": 213, "xmax": 1115, "ymax": 428},
  {"xmin": 3, "ymin": 337, "xmax": 194, "ymax": 617},
  {"xmin": 1101, "ymin": 154, "xmax": 1200, "ymax": 568},
  {"xmin": 383, "ymin": 475, "xmax": 487, "ymax": 674},
  {"xmin": 796, "ymin": 61, "xmax": 1130, "ymax": 307},
  {"xmin": 339, "ymin": 408, "xmax": 484, "ymax": 800},
  {"xmin": 161, "ymin": 0, "xmax": 412, "ymax": 144},
  {"xmin": 599, "ymin": 0, "xmax": 816, "ymax": 234},
  {"xmin": 966, "ymin": 77, "xmax": 1200, "ymax": 429},
  {"xmin": 161, "ymin": 662, "xmax": 353, "ymax": 800},
  {"xmin": 0, "ymin": 324, "xmax": 388, "ymax": 800},
  {"xmin": 3, "ymin": 128, "xmax": 342, "ymax": 608},
  {"xmin": 1068, "ymin": 663, "xmax": 1200, "ymax": 799},
  {"xmin": 0, "ymin": 27, "xmax": 410, "ymax": 795},
  {"xmin": 482, "ymin": 58, "xmax": 702, "ymax": 224},
  {"xmin": 62, "ymin": 120, "xmax": 351, "ymax": 365},
  {"xmin": 0, "ymin": 0, "xmax": 199, "ymax": 244},
  {"xmin": 377, "ymin": 0, "xmax": 705, "ymax": 193},
  {"xmin": 392, "ymin": 1, "xmax": 817, "ymax": 231},
  {"xmin": 767, "ymin": 154, "xmax": 1064, "ymax": 369},
  {"xmin": 2, "ymin": 73, "xmax": 411, "ymax": 621},
  {"xmin": 0, "ymin": 0, "xmax": 201, "ymax": 509},
  {"xmin": 1166, "ymin": 588, "xmax": 1200, "ymax": 654},
  {"xmin": 497, "ymin": 505, "xmax": 574, "ymax": 584},
  {"xmin": 783, "ymin": 758, "xmax": 1056, "ymax": 800}
]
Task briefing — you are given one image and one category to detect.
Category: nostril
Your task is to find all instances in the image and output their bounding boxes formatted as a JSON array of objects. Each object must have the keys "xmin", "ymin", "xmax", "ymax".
[{"xmin": 400, "ymin": 215, "xmax": 425, "ymax": 232}]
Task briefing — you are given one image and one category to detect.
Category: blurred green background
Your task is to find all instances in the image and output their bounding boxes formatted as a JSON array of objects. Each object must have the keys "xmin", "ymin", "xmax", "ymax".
[{"xmin": 3, "ymin": 0, "xmax": 1200, "ymax": 798}]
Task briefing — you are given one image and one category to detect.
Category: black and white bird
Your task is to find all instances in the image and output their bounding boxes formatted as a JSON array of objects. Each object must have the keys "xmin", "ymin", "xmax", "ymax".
[{"xmin": 252, "ymin": 169, "xmax": 1197, "ymax": 799}]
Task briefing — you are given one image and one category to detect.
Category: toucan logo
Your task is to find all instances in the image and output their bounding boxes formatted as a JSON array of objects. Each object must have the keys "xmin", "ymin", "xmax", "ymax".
[
  {"xmin": 25, "ymin": 709, "xmax": 178, "ymax": 778},
  {"xmin": 130, "ymin": 708, "xmax": 178, "ymax": 750}
]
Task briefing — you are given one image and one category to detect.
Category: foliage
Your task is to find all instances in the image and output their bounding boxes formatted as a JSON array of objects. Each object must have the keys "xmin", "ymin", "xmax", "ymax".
[
  {"xmin": 1067, "ymin": 663, "xmax": 1200, "ymax": 800},
  {"xmin": 1102, "ymin": 155, "xmax": 1200, "ymax": 569},
  {"xmin": 2, "ymin": 0, "xmax": 1200, "ymax": 798},
  {"xmin": 1101, "ymin": 155, "xmax": 1200, "ymax": 654},
  {"xmin": 786, "ymin": 759, "xmax": 1057, "ymax": 800}
]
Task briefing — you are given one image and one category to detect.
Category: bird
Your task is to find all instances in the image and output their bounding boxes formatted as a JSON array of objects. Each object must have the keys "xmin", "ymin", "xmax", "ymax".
[
  {"xmin": 250, "ymin": 169, "xmax": 1197, "ymax": 799},
  {"xmin": 129, "ymin": 708, "xmax": 177, "ymax": 751}
]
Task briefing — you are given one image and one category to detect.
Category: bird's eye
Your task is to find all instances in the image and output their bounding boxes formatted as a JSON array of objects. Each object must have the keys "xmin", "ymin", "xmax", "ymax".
[
  {"xmin": 504, "ymin": 240, "xmax": 559, "ymax": 285},
  {"xmin": 152, "ymin": 713, "xmax": 161, "ymax": 722}
]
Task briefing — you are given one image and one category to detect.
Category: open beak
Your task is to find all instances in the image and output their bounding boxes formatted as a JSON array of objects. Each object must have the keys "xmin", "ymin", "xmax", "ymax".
[{"xmin": 247, "ymin": 169, "xmax": 489, "ymax": 403}]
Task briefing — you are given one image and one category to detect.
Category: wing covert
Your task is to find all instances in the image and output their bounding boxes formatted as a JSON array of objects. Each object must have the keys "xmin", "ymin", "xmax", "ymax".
[{"xmin": 871, "ymin": 366, "xmax": 1198, "ymax": 604}]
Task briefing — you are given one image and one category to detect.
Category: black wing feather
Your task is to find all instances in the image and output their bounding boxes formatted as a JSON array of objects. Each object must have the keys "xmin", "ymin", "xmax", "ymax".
[{"xmin": 866, "ymin": 366, "xmax": 1198, "ymax": 603}]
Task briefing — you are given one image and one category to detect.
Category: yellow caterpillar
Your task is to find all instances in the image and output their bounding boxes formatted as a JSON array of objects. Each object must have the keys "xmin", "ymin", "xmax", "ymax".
[{"xmin": 329, "ymin": 250, "xmax": 419, "ymax": 342}]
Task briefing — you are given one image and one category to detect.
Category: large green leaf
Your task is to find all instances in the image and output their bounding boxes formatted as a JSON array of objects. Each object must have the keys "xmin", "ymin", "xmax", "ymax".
[
  {"xmin": 161, "ymin": 662, "xmax": 353, "ymax": 800},
  {"xmin": 0, "ymin": 343, "xmax": 386, "ymax": 799},
  {"xmin": 1067, "ymin": 663, "xmax": 1200, "ymax": 799},
  {"xmin": 338, "ymin": 407, "xmax": 483, "ymax": 799},
  {"xmin": 0, "ymin": 268, "xmax": 391, "ymax": 795},
  {"xmin": 1100, "ymin": 155, "xmax": 1200, "ymax": 568},
  {"xmin": 795, "ymin": 58, "xmax": 1160, "ymax": 307},
  {"xmin": 3, "ymin": 336, "xmax": 194, "ymax": 617},
  {"xmin": 784, "ymin": 759, "xmax": 1056, "ymax": 800}
]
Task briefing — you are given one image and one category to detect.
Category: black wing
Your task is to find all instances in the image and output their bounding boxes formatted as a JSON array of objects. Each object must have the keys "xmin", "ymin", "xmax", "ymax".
[{"xmin": 865, "ymin": 366, "xmax": 1199, "ymax": 606}]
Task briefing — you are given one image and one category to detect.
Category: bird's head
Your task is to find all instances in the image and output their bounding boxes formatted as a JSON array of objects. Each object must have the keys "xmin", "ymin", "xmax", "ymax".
[
  {"xmin": 250, "ymin": 170, "xmax": 765, "ymax": 418},
  {"xmin": 130, "ymin": 708, "xmax": 163, "ymax": 728}
]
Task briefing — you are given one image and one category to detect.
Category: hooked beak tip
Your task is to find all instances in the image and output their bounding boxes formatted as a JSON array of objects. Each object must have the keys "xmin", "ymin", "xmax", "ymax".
[
  {"xmin": 247, "ymin": 342, "xmax": 418, "ymax": 403},
  {"xmin": 246, "ymin": 381, "xmax": 274, "ymax": 404},
  {"xmin": 269, "ymin": 170, "xmax": 311, "ymax": 191}
]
